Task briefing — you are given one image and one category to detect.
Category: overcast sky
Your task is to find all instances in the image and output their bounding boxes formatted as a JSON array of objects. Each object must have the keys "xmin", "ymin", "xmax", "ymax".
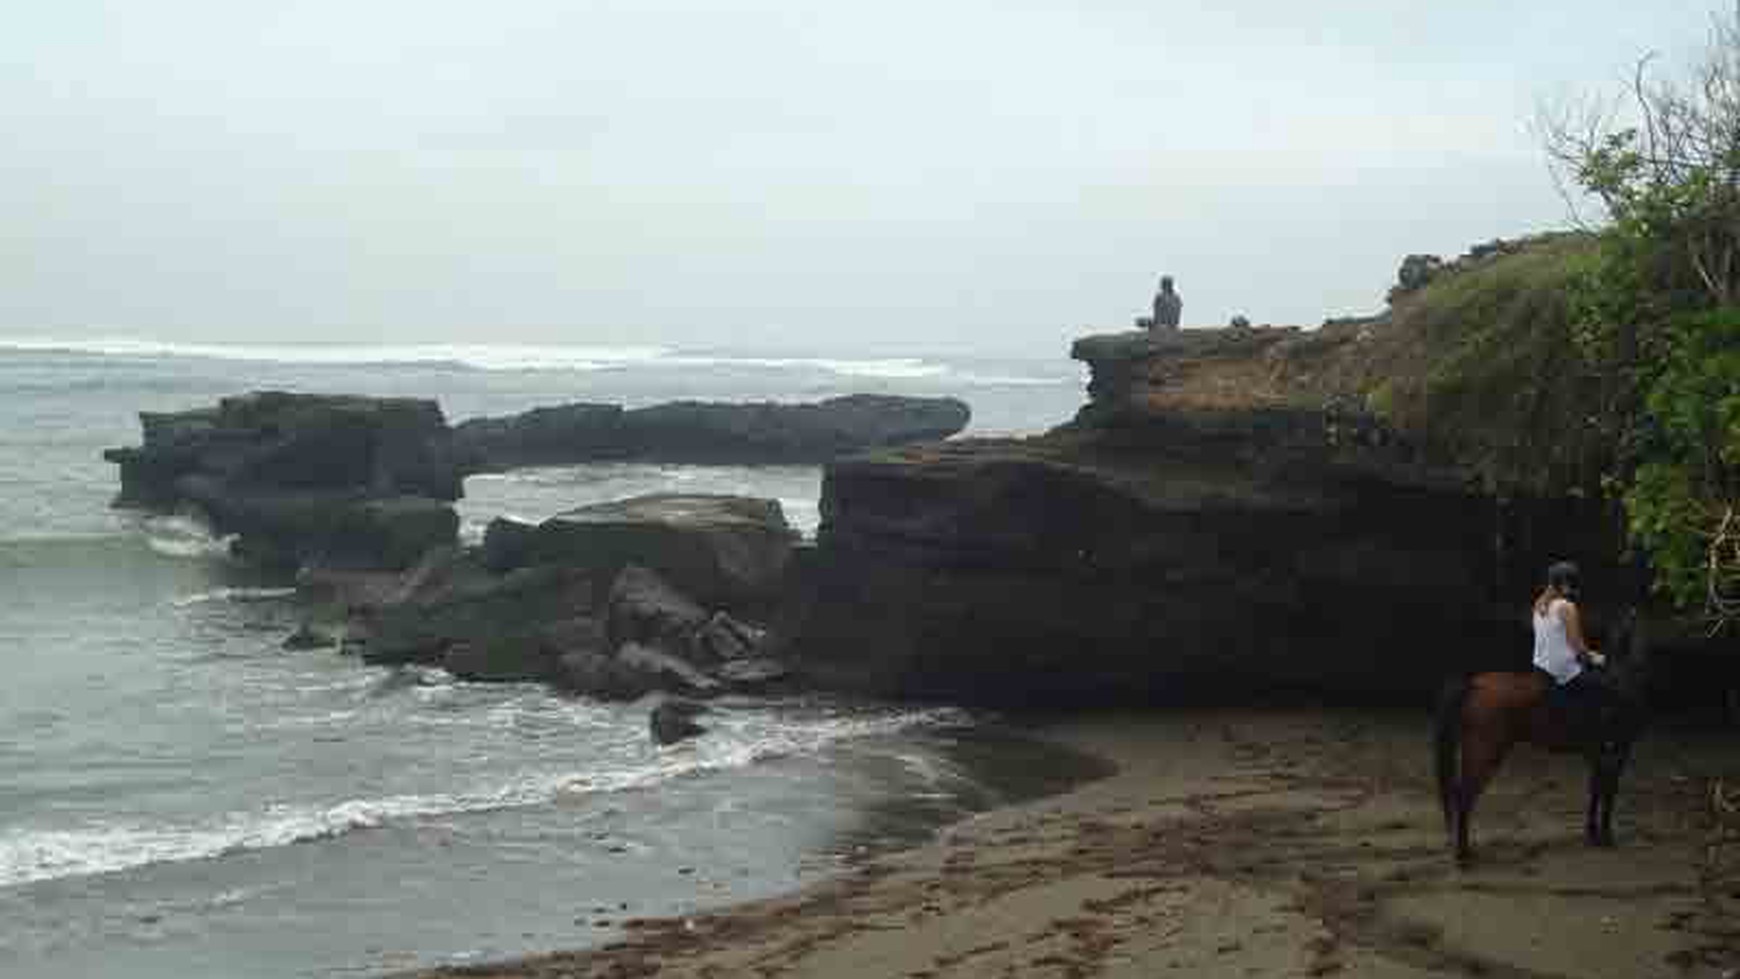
[{"xmin": 0, "ymin": 1, "xmax": 1721, "ymax": 356}]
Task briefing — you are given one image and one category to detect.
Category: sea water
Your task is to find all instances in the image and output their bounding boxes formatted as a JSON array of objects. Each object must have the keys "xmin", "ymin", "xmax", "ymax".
[{"xmin": 0, "ymin": 338, "xmax": 1093, "ymax": 978}]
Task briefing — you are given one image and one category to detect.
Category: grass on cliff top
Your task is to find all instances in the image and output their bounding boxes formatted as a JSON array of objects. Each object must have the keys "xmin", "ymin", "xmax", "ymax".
[
  {"xmin": 1378, "ymin": 234, "xmax": 1605, "ymax": 491},
  {"xmin": 1343, "ymin": 233, "xmax": 1609, "ymax": 493},
  {"xmin": 1081, "ymin": 232, "xmax": 1610, "ymax": 495}
]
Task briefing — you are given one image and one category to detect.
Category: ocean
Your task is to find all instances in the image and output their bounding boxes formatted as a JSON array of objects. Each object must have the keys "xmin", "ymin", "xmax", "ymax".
[{"xmin": 0, "ymin": 338, "xmax": 1095, "ymax": 978}]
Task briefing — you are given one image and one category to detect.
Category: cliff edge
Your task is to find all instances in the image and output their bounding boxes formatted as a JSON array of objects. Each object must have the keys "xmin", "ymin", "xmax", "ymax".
[{"xmin": 780, "ymin": 239, "xmax": 1678, "ymax": 707}]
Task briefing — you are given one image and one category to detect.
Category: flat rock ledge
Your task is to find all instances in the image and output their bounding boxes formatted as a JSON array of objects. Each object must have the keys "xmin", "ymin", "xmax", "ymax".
[{"xmin": 451, "ymin": 393, "xmax": 972, "ymax": 471}]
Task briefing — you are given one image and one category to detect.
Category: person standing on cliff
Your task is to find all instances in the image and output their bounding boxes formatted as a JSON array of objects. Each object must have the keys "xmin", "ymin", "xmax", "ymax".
[{"xmin": 1152, "ymin": 275, "xmax": 1182, "ymax": 330}]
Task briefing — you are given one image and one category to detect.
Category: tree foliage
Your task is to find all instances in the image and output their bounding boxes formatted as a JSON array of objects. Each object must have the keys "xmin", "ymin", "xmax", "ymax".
[{"xmin": 1543, "ymin": 11, "xmax": 1740, "ymax": 628}]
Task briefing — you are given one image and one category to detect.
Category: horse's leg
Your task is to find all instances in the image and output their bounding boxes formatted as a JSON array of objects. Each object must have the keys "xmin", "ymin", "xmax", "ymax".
[
  {"xmin": 1455, "ymin": 727, "xmax": 1510, "ymax": 866},
  {"xmin": 1584, "ymin": 750, "xmax": 1604, "ymax": 845},
  {"xmin": 1593, "ymin": 743, "xmax": 1630, "ymax": 847},
  {"xmin": 1584, "ymin": 689, "xmax": 1636, "ymax": 847}
]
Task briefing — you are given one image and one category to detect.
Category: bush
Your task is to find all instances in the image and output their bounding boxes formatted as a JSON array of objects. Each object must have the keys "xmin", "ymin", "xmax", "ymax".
[{"xmin": 1545, "ymin": 10, "xmax": 1740, "ymax": 626}]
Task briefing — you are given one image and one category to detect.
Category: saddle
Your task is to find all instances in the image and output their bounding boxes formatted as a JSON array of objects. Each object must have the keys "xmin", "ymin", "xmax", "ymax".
[{"xmin": 1539, "ymin": 668, "xmax": 1620, "ymax": 749}]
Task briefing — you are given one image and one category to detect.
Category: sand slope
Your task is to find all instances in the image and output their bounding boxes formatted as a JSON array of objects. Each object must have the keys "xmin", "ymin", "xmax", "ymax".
[{"xmin": 406, "ymin": 710, "xmax": 1739, "ymax": 979}]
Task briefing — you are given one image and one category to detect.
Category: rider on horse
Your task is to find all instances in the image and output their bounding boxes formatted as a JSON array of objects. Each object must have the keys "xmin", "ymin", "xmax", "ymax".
[
  {"xmin": 1438, "ymin": 561, "xmax": 1647, "ymax": 862},
  {"xmin": 1532, "ymin": 561, "xmax": 1614, "ymax": 742}
]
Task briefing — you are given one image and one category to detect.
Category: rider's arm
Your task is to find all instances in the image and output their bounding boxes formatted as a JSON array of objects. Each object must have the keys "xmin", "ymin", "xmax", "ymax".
[{"xmin": 1559, "ymin": 601, "xmax": 1605, "ymax": 667}]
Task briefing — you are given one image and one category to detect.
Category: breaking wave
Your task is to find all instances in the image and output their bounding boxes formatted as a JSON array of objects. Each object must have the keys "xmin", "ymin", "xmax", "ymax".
[
  {"xmin": 170, "ymin": 586, "xmax": 298, "ymax": 609},
  {"xmin": 141, "ymin": 514, "xmax": 233, "ymax": 560},
  {"xmin": 0, "ymin": 337, "xmax": 1070, "ymax": 386},
  {"xmin": 0, "ymin": 704, "xmax": 973, "ymax": 889},
  {"xmin": 0, "ymin": 337, "xmax": 668, "ymax": 373}
]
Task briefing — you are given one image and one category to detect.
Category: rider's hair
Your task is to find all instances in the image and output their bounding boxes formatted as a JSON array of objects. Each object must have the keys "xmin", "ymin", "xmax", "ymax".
[
  {"xmin": 1535, "ymin": 560, "xmax": 1581, "ymax": 613},
  {"xmin": 1548, "ymin": 561, "xmax": 1580, "ymax": 596}
]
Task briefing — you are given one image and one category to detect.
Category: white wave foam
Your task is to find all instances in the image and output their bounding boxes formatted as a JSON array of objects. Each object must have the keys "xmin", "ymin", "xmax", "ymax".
[
  {"xmin": 656, "ymin": 354, "xmax": 949, "ymax": 380},
  {"xmin": 457, "ymin": 517, "xmax": 493, "ymax": 546},
  {"xmin": 0, "ymin": 796, "xmax": 438, "ymax": 889},
  {"xmin": 170, "ymin": 586, "xmax": 298, "ymax": 609},
  {"xmin": 0, "ymin": 335, "xmax": 1058, "ymax": 385},
  {"xmin": 778, "ymin": 497, "xmax": 821, "ymax": 538},
  {"xmin": 144, "ymin": 518, "xmax": 227, "ymax": 556},
  {"xmin": 0, "ymin": 336, "xmax": 670, "ymax": 372},
  {"xmin": 0, "ymin": 529, "xmax": 129, "ymax": 546},
  {"xmin": 949, "ymin": 370, "xmax": 1077, "ymax": 387},
  {"xmin": 567, "ymin": 704, "xmax": 976, "ymax": 797},
  {"xmin": 0, "ymin": 703, "xmax": 972, "ymax": 889},
  {"xmin": 141, "ymin": 514, "xmax": 233, "ymax": 560}
]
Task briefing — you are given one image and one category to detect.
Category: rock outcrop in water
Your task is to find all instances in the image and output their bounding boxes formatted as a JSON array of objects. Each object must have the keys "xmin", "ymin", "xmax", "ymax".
[
  {"xmin": 484, "ymin": 494, "xmax": 796, "ymax": 612},
  {"xmin": 102, "ymin": 391, "xmax": 464, "ymax": 571},
  {"xmin": 101, "ymin": 389, "xmax": 970, "ymax": 578},
  {"xmin": 777, "ymin": 329, "xmax": 1632, "ymax": 706},
  {"xmin": 322, "ymin": 494, "xmax": 795, "ymax": 700},
  {"xmin": 450, "ymin": 394, "xmax": 972, "ymax": 472},
  {"xmin": 104, "ymin": 391, "xmax": 967, "ymax": 573}
]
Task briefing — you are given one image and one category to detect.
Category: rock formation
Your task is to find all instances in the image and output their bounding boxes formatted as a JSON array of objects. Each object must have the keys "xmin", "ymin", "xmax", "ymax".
[
  {"xmin": 649, "ymin": 698, "xmax": 709, "ymax": 745},
  {"xmin": 777, "ymin": 329, "xmax": 1629, "ymax": 706},
  {"xmin": 104, "ymin": 391, "xmax": 968, "ymax": 575},
  {"xmin": 451, "ymin": 394, "xmax": 971, "ymax": 471},
  {"xmin": 103, "ymin": 391, "xmax": 463, "ymax": 571},
  {"xmin": 328, "ymin": 495, "xmax": 795, "ymax": 702},
  {"xmin": 484, "ymin": 494, "xmax": 798, "ymax": 612}
]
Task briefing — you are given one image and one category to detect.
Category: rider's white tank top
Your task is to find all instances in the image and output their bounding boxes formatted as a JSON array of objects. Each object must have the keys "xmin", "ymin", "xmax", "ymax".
[{"xmin": 1532, "ymin": 598, "xmax": 1583, "ymax": 685}]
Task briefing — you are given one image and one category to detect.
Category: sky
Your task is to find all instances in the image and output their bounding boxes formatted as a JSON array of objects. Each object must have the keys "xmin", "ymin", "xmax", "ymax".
[{"xmin": 0, "ymin": 1, "xmax": 1723, "ymax": 356}]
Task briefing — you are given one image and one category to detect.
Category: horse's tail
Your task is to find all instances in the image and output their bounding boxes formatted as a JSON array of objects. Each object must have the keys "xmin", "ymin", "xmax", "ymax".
[{"xmin": 1434, "ymin": 675, "xmax": 1472, "ymax": 831}]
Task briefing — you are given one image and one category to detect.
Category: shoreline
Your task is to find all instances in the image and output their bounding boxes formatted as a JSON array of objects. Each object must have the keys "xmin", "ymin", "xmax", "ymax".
[{"xmin": 401, "ymin": 707, "xmax": 1738, "ymax": 979}]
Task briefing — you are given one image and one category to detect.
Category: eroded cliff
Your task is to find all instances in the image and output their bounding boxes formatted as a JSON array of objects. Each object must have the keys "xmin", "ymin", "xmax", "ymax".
[{"xmin": 781, "ymin": 240, "xmax": 1669, "ymax": 707}]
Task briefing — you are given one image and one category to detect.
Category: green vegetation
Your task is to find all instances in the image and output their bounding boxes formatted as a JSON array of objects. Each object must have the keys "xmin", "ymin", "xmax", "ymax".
[
  {"xmin": 1624, "ymin": 310, "xmax": 1740, "ymax": 621},
  {"xmin": 1357, "ymin": 234, "xmax": 1614, "ymax": 495},
  {"xmin": 1540, "ymin": 11, "xmax": 1740, "ymax": 625}
]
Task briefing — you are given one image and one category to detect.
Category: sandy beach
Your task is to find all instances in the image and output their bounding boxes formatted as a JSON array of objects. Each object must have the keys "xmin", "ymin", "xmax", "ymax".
[{"xmin": 403, "ymin": 709, "xmax": 1739, "ymax": 979}]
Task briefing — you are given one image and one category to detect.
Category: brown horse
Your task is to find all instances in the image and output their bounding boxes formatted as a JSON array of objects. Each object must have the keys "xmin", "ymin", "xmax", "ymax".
[{"xmin": 1434, "ymin": 610, "xmax": 1647, "ymax": 866}]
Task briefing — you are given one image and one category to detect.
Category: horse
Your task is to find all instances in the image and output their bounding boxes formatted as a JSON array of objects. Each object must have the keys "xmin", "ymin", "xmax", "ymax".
[{"xmin": 1434, "ymin": 608, "xmax": 1649, "ymax": 866}]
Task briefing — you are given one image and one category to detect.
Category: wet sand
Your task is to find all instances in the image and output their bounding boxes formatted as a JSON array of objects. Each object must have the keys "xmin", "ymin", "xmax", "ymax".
[{"xmin": 404, "ymin": 709, "xmax": 1740, "ymax": 979}]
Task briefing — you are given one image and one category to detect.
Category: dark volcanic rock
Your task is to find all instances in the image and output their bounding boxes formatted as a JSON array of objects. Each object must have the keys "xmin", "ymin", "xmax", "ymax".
[
  {"xmin": 554, "ymin": 649, "xmax": 659, "ymax": 701},
  {"xmin": 438, "ymin": 612, "xmax": 609, "ymax": 681},
  {"xmin": 716, "ymin": 657, "xmax": 792, "ymax": 692},
  {"xmin": 316, "ymin": 518, "xmax": 791, "ymax": 699},
  {"xmin": 298, "ymin": 544, "xmax": 467, "ymax": 611},
  {"xmin": 481, "ymin": 515, "xmax": 542, "ymax": 573},
  {"xmin": 282, "ymin": 622, "xmax": 335, "ymax": 651},
  {"xmin": 440, "ymin": 617, "xmax": 607, "ymax": 682},
  {"xmin": 328, "ymin": 497, "xmax": 462, "ymax": 571},
  {"xmin": 607, "ymin": 565, "xmax": 710, "ymax": 649},
  {"xmin": 501, "ymin": 494, "xmax": 798, "ymax": 611},
  {"xmin": 649, "ymin": 699, "xmax": 709, "ymax": 745},
  {"xmin": 616, "ymin": 642, "xmax": 722, "ymax": 697},
  {"xmin": 442, "ymin": 635, "xmax": 552, "ymax": 682},
  {"xmin": 104, "ymin": 391, "xmax": 462, "ymax": 571},
  {"xmin": 781, "ymin": 380, "xmax": 1619, "ymax": 706},
  {"xmin": 351, "ymin": 564, "xmax": 596, "ymax": 666},
  {"xmin": 451, "ymin": 394, "xmax": 971, "ymax": 471},
  {"xmin": 451, "ymin": 403, "xmax": 626, "ymax": 471},
  {"xmin": 1069, "ymin": 328, "xmax": 1307, "ymax": 424},
  {"xmin": 693, "ymin": 611, "xmax": 766, "ymax": 662},
  {"xmin": 110, "ymin": 391, "xmax": 461, "ymax": 503}
]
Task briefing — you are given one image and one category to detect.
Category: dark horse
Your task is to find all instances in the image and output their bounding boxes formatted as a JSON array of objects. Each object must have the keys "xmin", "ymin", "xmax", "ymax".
[{"xmin": 1434, "ymin": 609, "xmax": 1649, "ymax": 865}]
